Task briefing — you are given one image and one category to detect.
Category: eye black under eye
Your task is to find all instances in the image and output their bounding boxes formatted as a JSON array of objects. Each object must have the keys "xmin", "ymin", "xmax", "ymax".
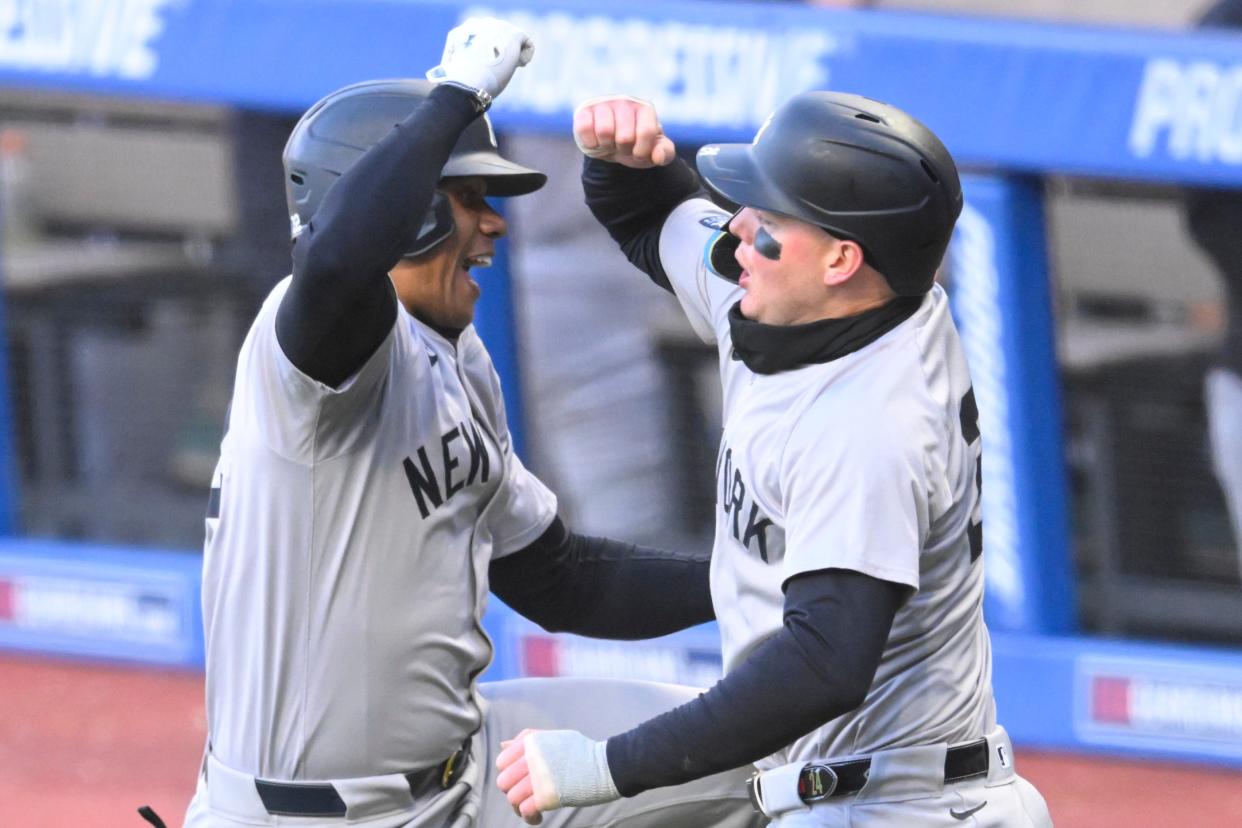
[{"xmin": 754, "ymin": 227, "xmax": 782, "ymax": 260}]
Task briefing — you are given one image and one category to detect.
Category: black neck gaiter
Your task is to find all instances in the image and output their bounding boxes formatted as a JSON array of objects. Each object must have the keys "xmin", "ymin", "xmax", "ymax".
[{"xmin": 727, "ymin": 296, "xmax": 923, "ymax": 374}]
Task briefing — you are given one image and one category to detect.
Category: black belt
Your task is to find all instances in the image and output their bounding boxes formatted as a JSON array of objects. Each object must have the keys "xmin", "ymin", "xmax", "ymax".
[
  {"xmin": 747, "ymin": 738, "xmax": 989, "ymax": 812},
  {"xmin": 251, "ymin": 739, "xmax": 471, "ymax": 818}
]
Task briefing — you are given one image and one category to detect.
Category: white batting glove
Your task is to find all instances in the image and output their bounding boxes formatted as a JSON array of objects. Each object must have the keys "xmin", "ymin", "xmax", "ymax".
[
  {"xmin": 426, "ymin": 17, "xmax": 534, "ymax": 109},
  {"xmin": 573, "ymin": 95, "xmax": 676, "ymax": 169},
  {"xmin": 496, "ymin": 729, "xmax": 620, "ymax": 825}
]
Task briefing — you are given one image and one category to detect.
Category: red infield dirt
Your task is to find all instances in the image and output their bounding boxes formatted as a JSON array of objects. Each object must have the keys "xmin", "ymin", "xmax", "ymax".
[{"xmin": 3, "ymin": 652, "xmax": 1241, "ymax": 827}]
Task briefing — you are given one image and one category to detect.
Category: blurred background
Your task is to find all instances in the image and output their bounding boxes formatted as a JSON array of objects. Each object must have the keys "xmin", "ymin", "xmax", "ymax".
[{"xmin": 2, "ymin": 0, "xmax": 1242, "ymax": 825}]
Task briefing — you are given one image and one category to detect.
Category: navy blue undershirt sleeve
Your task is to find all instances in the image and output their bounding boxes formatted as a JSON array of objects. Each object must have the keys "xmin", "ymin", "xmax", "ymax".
[
  {"xmin": 581, "ymin": 156, "xmax": 704, "ymax": 293},
  {"xmin": 488, "ymin": 517, "xmax": 714, "ymax": 639},
  {"xmin": 604, "ymin": 568, "xmax": 908, "ymax": 797},
  {"xmin": 276, "ymin": 85, "xmax": 480, "ymax": 387}
]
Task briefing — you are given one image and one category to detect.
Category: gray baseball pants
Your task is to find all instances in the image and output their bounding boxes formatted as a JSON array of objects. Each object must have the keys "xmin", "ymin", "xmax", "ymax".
[
  {"xmin": 184, "ymin": 677, "xmax": 763, "ymax": 828},
  {"xmin": 752, "ymin": 727, "xmax": 1053, "ymax": 828}
]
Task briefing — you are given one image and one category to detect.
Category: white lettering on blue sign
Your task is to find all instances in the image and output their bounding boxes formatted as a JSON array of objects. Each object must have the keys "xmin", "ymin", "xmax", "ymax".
[
  {"xmin": 10, "ymin": 575, "xmax": 179, "ymax": 641},
  {"xmin": 1078, "ymin": 656, "xmax": 1242, "ymax": 753},
  {"xmin": 464, "ymin": 6, "xmax": 835, "ymax": 129},
  {"xmin": 1129, "ymin": 58, "xmax": 1242, "ymax": 165},
  {"xmin": 0, "ymin": 0, "xmax": 176, "ymax": 79},
  {"xmin": 948, "ymin": 204, "xmax": 1026, "ymax": 618},
  {"xmin": 1129, "ymin": 677, "xmax": 1242, "ymax": 739}
]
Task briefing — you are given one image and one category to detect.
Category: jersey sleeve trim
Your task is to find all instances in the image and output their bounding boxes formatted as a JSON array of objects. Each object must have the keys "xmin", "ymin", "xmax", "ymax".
[
  {"xmin": 240, "ymin": 280, "xmax": 402, "ymax": 464},
  {"xmin": 274, "ymin": 316, "xmax": 397, "ymax": 399},
  {"xmin": 492, "ymin": 507, "xmax": 558, "ymax": 559},
  {"xmin": 785, "ymin": 556, "xmax": 919, "ymax": 592},
  {"xmin": 657, "ymin": 198, "xmax": 741, "ymax": 344}
]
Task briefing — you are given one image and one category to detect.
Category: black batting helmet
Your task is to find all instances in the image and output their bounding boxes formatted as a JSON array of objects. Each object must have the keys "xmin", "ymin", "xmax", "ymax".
[
  {"xmin": 283, "ymin": 79, "xmax": 546, "ymax": 258},
  {"xmin": 1200, "ymin": 0, "xmax": 1242, "ymax": 28},
  {"xmin": 697, "ymin": 91, "xmax": 962, "ymax": 296}
]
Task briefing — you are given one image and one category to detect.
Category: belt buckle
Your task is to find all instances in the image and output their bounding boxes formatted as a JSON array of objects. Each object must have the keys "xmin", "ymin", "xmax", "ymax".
[
  {"xmin": 440, "ymin": 744, "xmax": 469, "ymax": 789},
  {"xmin": 745, "ymin": 771, "xmax": 764, "ymax": 814},
  {"xmin": 799, "ymin": 764, "xmax": 839, "ymax": 802}
]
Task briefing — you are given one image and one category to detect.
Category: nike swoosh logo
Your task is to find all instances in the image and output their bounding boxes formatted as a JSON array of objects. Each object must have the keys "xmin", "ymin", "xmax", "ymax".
[{"xmin": 950, "ymin": 802, "xmax": 987, "ymax": 820}]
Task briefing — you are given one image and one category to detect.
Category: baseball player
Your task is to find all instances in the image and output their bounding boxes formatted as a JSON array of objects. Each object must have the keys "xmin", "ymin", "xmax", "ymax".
[
  {"xmin": 175, "ymin": 18, "xmax": 761, "ymax": 828},
  {"xmin": 1187, "ymin": 0, "xmax": 1242, "ymax": 572},
  {"xmin": 495, "ymin": 95, "xmax": 1055, "ymax": 827}
]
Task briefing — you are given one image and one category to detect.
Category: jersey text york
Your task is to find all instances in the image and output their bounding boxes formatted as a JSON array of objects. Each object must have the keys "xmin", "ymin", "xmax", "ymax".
[{"xmin": 717, "ymin": 444, "xmax": 778, "ymax": 562}]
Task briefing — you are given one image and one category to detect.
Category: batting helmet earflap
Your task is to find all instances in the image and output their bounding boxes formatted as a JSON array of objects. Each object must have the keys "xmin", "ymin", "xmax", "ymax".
[
  {"xmin": 282, "ymin": 78, "xmax": 546, "ymax": 258},
  {"xmin": 697, "ymin": 92, "xmax": 963, "ymax": 296}
]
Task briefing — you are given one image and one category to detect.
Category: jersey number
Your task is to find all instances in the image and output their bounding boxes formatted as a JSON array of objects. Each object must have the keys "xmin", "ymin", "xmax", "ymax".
[{"xmin": 959, "ymin": 387, "xmax": 983, "ymax": 562}]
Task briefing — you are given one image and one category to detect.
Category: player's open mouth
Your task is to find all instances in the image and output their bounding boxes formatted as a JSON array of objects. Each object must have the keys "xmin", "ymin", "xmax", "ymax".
[{"xmin": 462, "ymin": 254, "xmax": 493, "ymax": 271}]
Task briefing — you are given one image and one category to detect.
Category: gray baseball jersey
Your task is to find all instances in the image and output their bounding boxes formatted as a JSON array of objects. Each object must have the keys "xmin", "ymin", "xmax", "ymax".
[
  {"xmin": 659, "ymin": 198, "xmax": 996, "ymax": 770},
  {"xmin": 201, "ymin": 277, "xmax": 556, "ymax": 780}
]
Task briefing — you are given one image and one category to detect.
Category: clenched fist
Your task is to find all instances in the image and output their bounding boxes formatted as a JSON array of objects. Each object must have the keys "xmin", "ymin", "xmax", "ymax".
[
  {"xmin": 496, "ymin": 729, "xmax": 620, "ymax": 825},
  {"xmin": 426, "ymin": 17, "xmax": 534, "ymax": 105},
  {"xmin": 573, "ymin": 96, "xmax": 676, "ymax": 169}
]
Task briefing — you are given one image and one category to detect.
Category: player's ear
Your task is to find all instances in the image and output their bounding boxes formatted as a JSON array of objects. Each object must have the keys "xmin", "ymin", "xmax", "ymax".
[{"xmin": 822, "ymin": 238, "xmax": 865, "ymax": 287}]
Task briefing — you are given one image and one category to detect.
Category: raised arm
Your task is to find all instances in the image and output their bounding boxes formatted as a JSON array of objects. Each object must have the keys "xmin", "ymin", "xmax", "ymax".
[
  {"xmin": 277, "ymin": 86, "xmax": 481, "ymax": 387},
  {"xmin": 576, "ymin": 97, "xmax": 706, "ymax": 292},
  {"xmin": 276, "ymin": 18, "xmax": 534, "ymax": 387}
]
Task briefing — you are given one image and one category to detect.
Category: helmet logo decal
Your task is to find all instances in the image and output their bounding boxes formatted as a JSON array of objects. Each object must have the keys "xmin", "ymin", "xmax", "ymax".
[{"xmin": 289, "ymin": 213, "xmax": 305, "ymax": 240}]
